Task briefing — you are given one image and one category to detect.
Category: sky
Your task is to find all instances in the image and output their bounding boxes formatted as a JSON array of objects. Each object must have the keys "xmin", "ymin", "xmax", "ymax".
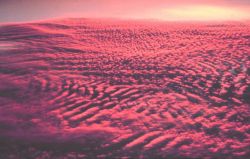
[{"xmin": 0, "ymin": 0, "xmax": 249, "ymax": 22}]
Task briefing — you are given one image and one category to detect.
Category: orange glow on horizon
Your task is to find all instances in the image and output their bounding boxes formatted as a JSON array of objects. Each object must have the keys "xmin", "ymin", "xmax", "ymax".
[{"xmin": 159, "ymin": 5, "xmax": 250, "ymax": 21}]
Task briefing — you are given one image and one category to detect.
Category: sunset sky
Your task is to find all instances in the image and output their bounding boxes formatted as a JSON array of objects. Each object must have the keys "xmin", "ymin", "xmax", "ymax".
[{"xmin": 0, "ymin": 0, "xmax": 249, "ymax": 22}]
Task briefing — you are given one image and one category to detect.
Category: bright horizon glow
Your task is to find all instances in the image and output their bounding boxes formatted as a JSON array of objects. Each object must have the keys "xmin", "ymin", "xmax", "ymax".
[{"xmin": 160, "ymin": 5, "xmax": 249, "ymax": 21}]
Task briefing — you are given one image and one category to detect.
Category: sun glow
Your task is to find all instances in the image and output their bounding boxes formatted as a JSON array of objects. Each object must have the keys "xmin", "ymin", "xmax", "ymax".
[{"xmin": 161, "ymin": 5, "xmax": 249, "ymax": 21}]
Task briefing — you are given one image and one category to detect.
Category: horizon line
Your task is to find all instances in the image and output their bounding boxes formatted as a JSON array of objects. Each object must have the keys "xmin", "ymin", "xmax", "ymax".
[{"xmin": 1, "ymin": 16, "xmax": 250, "ymax": 25}]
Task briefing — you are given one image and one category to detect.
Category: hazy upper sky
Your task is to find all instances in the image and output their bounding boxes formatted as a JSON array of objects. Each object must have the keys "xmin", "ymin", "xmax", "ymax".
[{"xmin": 0, "ymin": 0, "xmax": 249, "ymax": 22}]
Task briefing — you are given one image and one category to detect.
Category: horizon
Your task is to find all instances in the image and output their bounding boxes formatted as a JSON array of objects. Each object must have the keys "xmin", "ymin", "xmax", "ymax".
[{"xmin": 1, "ymin": 16, "xmax": 250, "ymax": 26}]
